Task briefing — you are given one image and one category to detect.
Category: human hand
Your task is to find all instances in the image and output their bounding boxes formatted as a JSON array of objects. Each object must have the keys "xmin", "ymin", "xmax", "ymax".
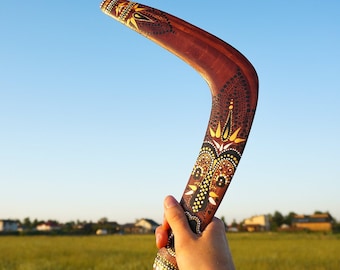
[{"xmin": 155, "ymin": 195, "xmax": 235, "ymax": 270}]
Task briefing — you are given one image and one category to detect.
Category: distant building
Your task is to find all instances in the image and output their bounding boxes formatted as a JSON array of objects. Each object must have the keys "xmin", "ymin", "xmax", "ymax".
[
  {"xmin": 0, "ymin": 220, "xmax": 18, "ymax": 232},
  {"xmin": 122, "ymin": 223, "xmax": 142, "ymax": 234},
  {"xmin": 122, "ymin": 219, "xmax": 160, "ymax": 234},
  {"xmin": 227, "ymin": 227, "xmax": 239, "ymax": 232},
  {"xmin": 36, "ymin": 221, "xmax": 60, "ymax": 231},
  {"xmin": 243, "ymin": 215, "xmax": 270, "ymax": 232},
  {"xmin": 292, "ymin": 213, "xmax": 333, "ymax": 232},
  {"xmin": 135, "ymin": 218, "xmax": 159, "ymax": 233}
]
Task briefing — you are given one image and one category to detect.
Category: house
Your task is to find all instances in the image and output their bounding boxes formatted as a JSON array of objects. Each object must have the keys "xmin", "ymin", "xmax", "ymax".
[
  {"xmin": 292, "ymin": 213, "xmax": 333, "ymax": 232},
  {"xmin": 122, "ymin": 223, "xmax": 143, "ymax": 234},
  {"xmin": 243, "ymin": 215, "xmax": 270, "ymax": 232},
  {"xmin": 36, "ymin": 221, "xmax": 60, "ymax": 231},
  {"xmin": 0, "ymin": 219, "xmax": 18, "ymax": 232},
  {"xmin": 135, "ymin": 218, "xmax": 159, "ymax": 233},
  {"xmin": 122, "ymin": 219, "xmax": 160, "ymax": 234}
]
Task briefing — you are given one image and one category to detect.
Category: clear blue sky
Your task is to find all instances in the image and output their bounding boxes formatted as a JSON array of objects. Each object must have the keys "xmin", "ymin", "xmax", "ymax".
[{"xmin": 1, "ymin": 0, "xmax": 339, "ymax": 225}]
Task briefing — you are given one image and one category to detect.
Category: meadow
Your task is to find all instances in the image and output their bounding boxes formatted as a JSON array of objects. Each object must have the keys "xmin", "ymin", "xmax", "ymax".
[{"xmin": 0, "ymin": 233, "xmax": 339, "ymax": 270}]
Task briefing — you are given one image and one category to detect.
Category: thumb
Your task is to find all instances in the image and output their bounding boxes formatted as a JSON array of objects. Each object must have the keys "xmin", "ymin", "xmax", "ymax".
[{"xmin": 164, "ymin": 196, "xmax": 192, "ymax": 237}]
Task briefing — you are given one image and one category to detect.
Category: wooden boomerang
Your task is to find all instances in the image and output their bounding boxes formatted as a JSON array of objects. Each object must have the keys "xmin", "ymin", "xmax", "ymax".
[{"xmin": 100, "ymin": 1, "xmax": 258, "ymax": 269}]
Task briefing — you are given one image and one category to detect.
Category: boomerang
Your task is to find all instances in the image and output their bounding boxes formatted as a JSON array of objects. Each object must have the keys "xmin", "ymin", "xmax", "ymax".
[{"xmin": 100, "ymin": 1, "xmax": 258, "ymax": 269}]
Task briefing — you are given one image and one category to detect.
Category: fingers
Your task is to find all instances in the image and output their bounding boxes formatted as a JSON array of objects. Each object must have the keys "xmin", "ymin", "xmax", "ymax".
[
  {"xmin": 155, "ymin": 225, "xmax": 168, "ymax": 249},
  {"xmin": 204, "ymin": 217, "xmax": 227, "ymax": 239},
  {"xmin": 155, "ymin": 195, "xmax": 193, "ymax": 248},
  {"xmin": 163, "ymin": 195, "xmax": 192, "ymax": 237},
  {"xmin": 205, "ymin": 217, "xmax": 226, "ymax": 233}
]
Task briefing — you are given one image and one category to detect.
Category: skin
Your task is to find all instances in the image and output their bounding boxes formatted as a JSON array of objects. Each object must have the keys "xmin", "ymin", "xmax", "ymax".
[{"xmin": 155, "ymin": 196, "xmax": 235, "ymax": 270}]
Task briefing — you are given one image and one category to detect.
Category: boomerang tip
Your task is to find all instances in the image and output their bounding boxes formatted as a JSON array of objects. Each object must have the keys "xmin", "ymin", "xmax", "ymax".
[
  {"xmin": 100, "ymin": 0, "xmax": 118, "ymax": 15},
  {"xmin": 100, "ymin": 0, "xmax": 112, "ymax": 9}
]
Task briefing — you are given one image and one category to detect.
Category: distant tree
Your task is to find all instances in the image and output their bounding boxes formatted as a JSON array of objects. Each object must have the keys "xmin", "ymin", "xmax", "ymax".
[
  {"xmin": 270, "ymin": 211, "xmax": 284, "ymax": 230},
  {"xmin": 284, "ymin": 212, "xmax": 297, "ymax": 226},
  {"xmin": 333, "ymin": 221, "xmax": 340, "ymax": 233},
  {"xmin": 83, "ymin": 223, "xmax": 93, "ymax": 234},
  {"xmin": 98, "ymin": 217, "xmax": 108, "ymax": 224},
  {"xmin": 32, "ymin": 219, "xmax": 39, "ymax": 228},
  {"xmin": 221, "ymin": 216, "xmax": 226, "ymax": 224},
  {"xmin": 63, "ymin": 221, "xmax": 76, "ymax": 233},
  {"xmin": 231, "ymin": 219, "xmax": 238, "ymax": 228},
  {"xmin": 46, "ymin": 219, "xmax": 59, "ymax": 226},
  {"xmin": 220, "ymin": 216, "xmax": 227, "ymax": 231},
  {"xmin": 23, "ymin": 217, "xmax": 32, "ymax": 229}
]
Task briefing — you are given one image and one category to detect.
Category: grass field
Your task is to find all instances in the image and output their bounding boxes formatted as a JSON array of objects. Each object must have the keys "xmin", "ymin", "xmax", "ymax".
[{"xmin": 0, "ymin": 233, "xmax": 339, "ymax": 270}]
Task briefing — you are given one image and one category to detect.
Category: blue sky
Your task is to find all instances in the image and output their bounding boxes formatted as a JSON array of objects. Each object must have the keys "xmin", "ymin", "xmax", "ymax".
[{"xmin": 1, "ymin": 0, "xmax": 339, "ymax": 225}]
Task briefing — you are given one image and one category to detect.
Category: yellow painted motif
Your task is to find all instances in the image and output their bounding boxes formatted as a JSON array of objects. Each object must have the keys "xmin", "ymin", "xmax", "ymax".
[{"xmin": 229, "ymin": 127, "xmax": 246, "ymax": 143}]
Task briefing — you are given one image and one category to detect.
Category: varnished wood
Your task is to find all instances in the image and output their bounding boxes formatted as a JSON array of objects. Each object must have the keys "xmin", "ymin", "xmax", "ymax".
[{"xmin": 100, "ymin": 1, "xmax": 258, "ymax": 269}]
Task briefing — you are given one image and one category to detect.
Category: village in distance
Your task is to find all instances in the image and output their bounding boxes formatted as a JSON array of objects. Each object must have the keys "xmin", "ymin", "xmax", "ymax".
[{"xmin": 1, "ymin": 210, "xmax": 340, "ymax": 236}]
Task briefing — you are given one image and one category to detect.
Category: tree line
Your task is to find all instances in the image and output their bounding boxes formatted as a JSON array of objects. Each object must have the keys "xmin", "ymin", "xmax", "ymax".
[
  {"xmin": 3, "ymin": 217, "xmax": 121, "ymax": 236},
  {"xmin": 222, "ymin": 210, "xmax": 340, "ymax": 232},
  {"xmin": 3, "ymin": 210, "xmax": 340, "ymax": 236}
]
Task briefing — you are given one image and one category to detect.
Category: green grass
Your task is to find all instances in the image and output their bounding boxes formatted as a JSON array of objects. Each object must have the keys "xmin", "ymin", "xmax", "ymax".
[
  {"xmin": 0, "ymin": 233, "xmax": 339, "ymax": 270},
  {"xmin": 0, "ymin": 235, "xmax": 157, "ymax": 270},
  {"xmin": 229, "ymin": 233, "xmax": 340, "ymax": 270}
]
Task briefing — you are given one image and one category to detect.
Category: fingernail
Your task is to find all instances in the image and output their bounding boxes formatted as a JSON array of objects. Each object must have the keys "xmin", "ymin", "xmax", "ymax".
[{"xmin": 165, "ymin": 196, "xmax": 178, "ymax": 209}]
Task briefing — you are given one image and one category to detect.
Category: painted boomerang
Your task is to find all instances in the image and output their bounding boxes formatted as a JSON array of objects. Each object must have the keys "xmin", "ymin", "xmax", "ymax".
[{"xmin": 100, "ymin": 1, "xmax": 258, "ymax": 269}]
